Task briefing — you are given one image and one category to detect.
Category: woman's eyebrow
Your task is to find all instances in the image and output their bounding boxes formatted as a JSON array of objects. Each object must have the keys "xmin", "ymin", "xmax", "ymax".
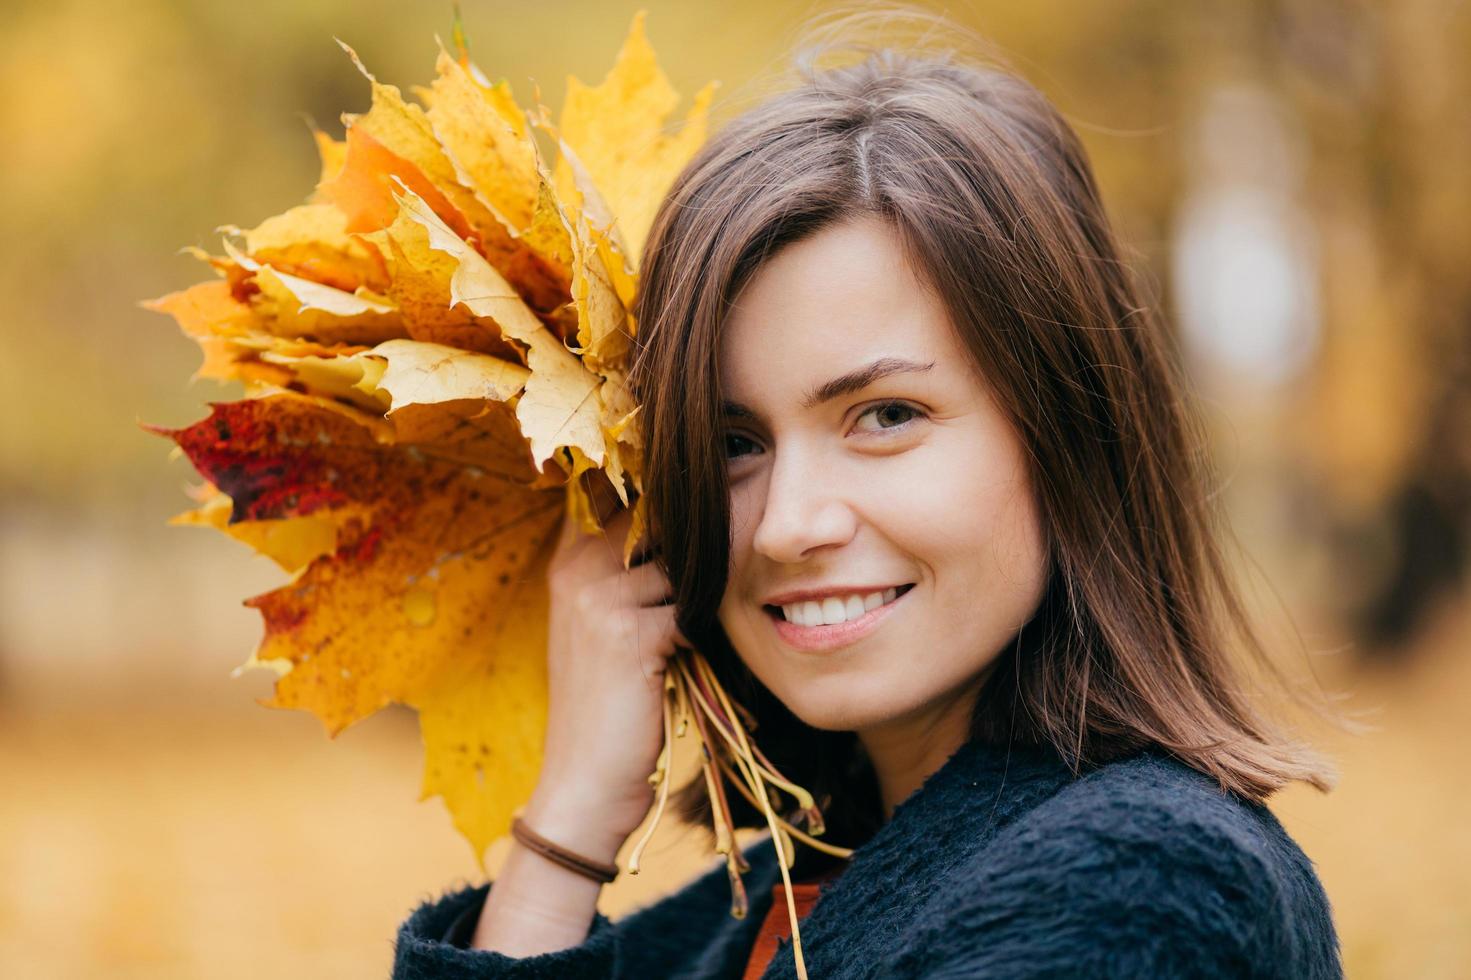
[
  {"xmin": 803, "ymin": 356, "xmax": 936, "ymax": 408},
  {"xmin": 722, "ymin": 356, "xmax": 936, "ymax": 419}
]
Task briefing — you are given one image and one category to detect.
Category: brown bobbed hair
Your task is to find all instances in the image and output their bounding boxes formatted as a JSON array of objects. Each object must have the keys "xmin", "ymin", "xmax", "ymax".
[{"xmin": 625, "ymin": 8, "xmax": 1350, "ymax": 857}]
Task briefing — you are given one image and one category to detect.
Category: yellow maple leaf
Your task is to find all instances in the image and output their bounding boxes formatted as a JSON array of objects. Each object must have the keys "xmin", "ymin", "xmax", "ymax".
[
  {"xmin": 355, "ymin": 188, "xmax": 520, "ymax": 356},
  {"xmin": 553, "ymin": 8, "xmax": 718, "ymax": 261},
  {"xmin": 227, "ymin": 202, "xmax": 390, "ymax": 294},
  {"xmin": 424, "ymin": 42, "xmax": 541, "ymax": 236},
  {"xmin": 168, "ymin": 484, "xmax": 345, "ymax": 574},
  {"xmin": 365, "ymin": 337, "xmax": 531, "ymax": 408}
]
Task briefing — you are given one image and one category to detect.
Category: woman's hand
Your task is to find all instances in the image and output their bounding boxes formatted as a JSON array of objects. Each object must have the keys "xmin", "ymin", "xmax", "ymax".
[{"xmin": 532, "ymin": 488, "xmax": 690, "ymax": 847}]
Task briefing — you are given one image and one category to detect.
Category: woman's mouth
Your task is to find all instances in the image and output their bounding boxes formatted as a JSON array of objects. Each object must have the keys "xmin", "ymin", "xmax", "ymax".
[{"xmin": 762, "ymin": 583, "xmax": 915, "ymax": 653}]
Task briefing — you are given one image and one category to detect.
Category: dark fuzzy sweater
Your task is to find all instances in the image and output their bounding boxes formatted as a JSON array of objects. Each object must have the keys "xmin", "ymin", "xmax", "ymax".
[{"xmin": 392, "ymin": 738, "xmax": 1342, "ymax": 978}]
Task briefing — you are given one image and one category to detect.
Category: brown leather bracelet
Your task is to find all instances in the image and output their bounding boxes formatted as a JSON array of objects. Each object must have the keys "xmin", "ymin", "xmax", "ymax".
[{"xmin": 510, "ymin": 815, "xmax": 620, "ymax": 884}]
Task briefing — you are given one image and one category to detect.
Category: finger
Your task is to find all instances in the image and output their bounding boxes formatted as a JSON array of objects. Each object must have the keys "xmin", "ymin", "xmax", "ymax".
[
  {"xmin": 611, "ymin": 560, "xmax": 677, "ymax": 607},
  {"xmin": 556, "ymin": 501, "xmax": 623, "ymax": 562},
  {"xmin": 600, "ymin": 504, "xmax": 633, "ymax": 540},
  {"xmin": 601, "ymin": 506, "xmax": 655, "ymax": 573},
  {"xmin": 633, "ymin": 605, "xmax": 691, "ymax": 663}
]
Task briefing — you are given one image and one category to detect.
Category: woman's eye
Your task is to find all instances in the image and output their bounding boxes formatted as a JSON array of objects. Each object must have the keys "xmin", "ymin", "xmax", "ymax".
[
  {"xmin": 854, "ymin": 400, "xmax": 924, "ymax": 434},
  {"xmin": 724, "ymin": 432, "xmax": 761, "ymax": 460}
]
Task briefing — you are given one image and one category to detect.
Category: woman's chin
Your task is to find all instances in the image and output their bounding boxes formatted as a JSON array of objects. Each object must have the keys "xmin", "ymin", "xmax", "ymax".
[
  {"xmin": 771, "ymin": 683, "xmax": 896, "ymax": 733},
  {"xmin": 722, "ymin": 621, "xmax": 905, "ymax": 731}
]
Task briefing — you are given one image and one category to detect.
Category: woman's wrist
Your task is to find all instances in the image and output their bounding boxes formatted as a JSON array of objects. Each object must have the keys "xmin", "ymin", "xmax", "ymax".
[
  {"xmin": 521, "ymin": 782, "xmax": 642, "ymax": 868},
  {"xmin": 473, "ymin": 787, "xmax": 622, "ymax": 955}
]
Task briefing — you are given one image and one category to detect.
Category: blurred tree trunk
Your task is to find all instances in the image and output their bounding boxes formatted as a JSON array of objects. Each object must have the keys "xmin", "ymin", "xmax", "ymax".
[{"xmin": 1274, "ymin": 0, "xmax": 1471, "ymax": 657}]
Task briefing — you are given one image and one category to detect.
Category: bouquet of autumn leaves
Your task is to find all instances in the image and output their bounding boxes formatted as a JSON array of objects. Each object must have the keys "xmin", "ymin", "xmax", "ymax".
[{"xmin": 142, "ymin": 14, "xmax": 850, "ymax": 959}]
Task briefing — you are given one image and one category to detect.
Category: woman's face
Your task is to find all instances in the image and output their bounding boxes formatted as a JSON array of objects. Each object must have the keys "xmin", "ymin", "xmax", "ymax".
[{"xmin": 715, "ymin": 214, "xmax": 1050, "ymax": 745}]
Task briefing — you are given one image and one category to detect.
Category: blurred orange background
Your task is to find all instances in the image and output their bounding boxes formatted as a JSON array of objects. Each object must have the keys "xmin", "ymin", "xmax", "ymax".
[{"xmin": 1, "ymin": 1, "xmax": 1467, "ymax": 977}]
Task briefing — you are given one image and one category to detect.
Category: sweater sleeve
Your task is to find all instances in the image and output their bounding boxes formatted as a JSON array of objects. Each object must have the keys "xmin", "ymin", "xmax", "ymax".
[
  {"xmin": 886, "ymin": 780, "xmax": 1341, "ymax": 980},
  {"xmin": 391, "ymin": 882, "xmax": 619, "ymax": 980},
  {"xmin": 392, "ymin": 834, "xmax": 782, "ymax": 980}
]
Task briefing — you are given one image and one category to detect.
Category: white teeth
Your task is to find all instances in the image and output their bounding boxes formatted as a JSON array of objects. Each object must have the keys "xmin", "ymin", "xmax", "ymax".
[{"xmin": 780, "ymin": 587, "xmax": 905, "ymax": 626}]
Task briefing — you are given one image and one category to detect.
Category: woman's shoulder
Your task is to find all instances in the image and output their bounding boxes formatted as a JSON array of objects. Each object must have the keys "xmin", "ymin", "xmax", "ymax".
[
  {"xmin": 1025, "ymin": 746, "xmax": 1305, "ymax": 862},
  {"xmin": 889, "ymin": 745, "xmax": 1344, "ymax": 978},
  {"xmin": 995, "ymin": 746, "xmax": 1331, "ymax": 913}
]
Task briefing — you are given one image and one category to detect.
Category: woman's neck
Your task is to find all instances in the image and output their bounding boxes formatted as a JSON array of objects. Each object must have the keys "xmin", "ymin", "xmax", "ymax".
[{"xmin": 857, "ymin": 685, "xmax": 980, "ymax": 822}]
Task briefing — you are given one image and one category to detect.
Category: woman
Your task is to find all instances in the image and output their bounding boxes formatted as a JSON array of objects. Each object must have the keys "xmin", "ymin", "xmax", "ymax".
[{"xmin": 393, "ymin": 11, "xmax": 1346, "ymax": 979}]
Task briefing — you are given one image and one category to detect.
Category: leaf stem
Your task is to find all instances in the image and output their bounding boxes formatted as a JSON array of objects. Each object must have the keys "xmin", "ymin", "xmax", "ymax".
[
  {"xmin": 681, "ymin": 656, "xmax": 814, "ymax": 812},
  {"xmin": 710, "ymin": 750, "xmax": 854, "ymax": 859},
  {"xmin": 635, "ymin": 647, "xmax": 856, "ymax": 980},
  {"xmin": 625, "ymin": 671, "xmax": 678, "ymax": 874}
]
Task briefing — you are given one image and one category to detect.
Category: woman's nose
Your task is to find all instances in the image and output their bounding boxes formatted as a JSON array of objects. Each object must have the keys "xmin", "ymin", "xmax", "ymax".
[{"xmin": 749, "ymin": 452, "xmax": 857, "ymax": 564}]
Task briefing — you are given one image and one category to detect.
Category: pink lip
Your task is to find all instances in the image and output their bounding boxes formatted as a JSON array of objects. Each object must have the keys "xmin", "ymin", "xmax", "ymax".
[{"xmin": 766, "ymin": 585, "xmax": 912, "ymax": 653}]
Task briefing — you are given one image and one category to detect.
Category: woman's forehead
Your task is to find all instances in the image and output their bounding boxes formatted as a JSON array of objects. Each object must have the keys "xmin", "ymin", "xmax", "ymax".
[{"xmin": 717, "ymin": 218, "xmax": 964, "ymax": 399}]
